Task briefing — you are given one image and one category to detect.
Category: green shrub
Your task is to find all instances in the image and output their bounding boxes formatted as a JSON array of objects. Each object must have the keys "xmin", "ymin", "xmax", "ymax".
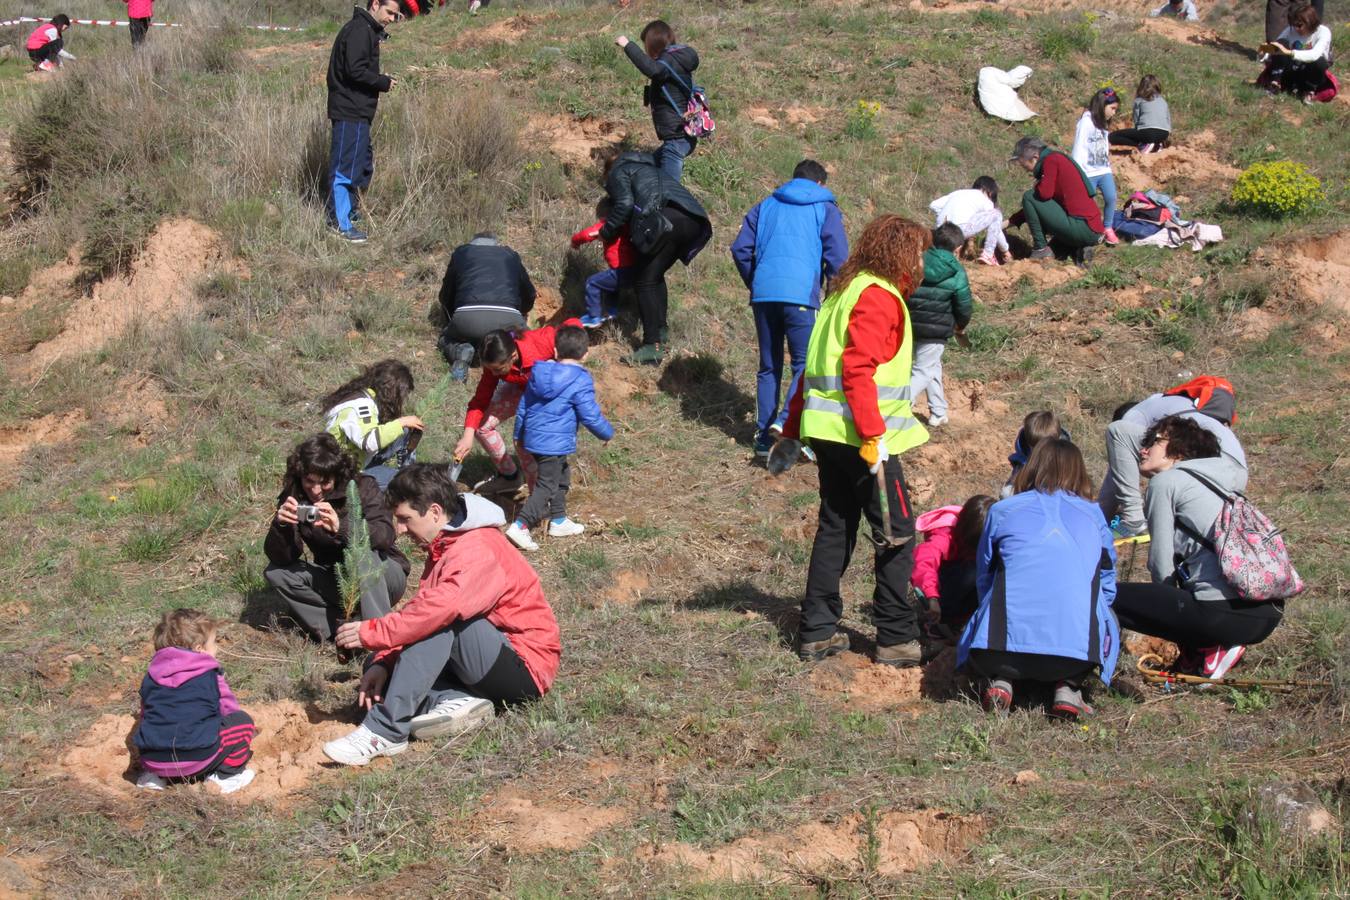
[
  {"xmin": 1038, "ymin": 14, "xmax": 1097, "ymax": 61},
  {"xmin": 1231, "ymin": 161, "xmax": 1324, "ymax": 218},
  {"xmin": 844, "ymin": 99, "xmax": 882, "ymax": 140}
]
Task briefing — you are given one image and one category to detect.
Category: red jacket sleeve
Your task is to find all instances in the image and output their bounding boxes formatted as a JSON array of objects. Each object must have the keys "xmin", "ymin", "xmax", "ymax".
[
  {"xmin": 359, "ymin": 543, "xmax": 506, "ymax": 652},
  {"xmin": 464, "ymin": 370, "xmax": 501, "ymax": 431},
  {"xmin": 911, "ymin": 525, "xmax": 954, "ymax": 599},
  {"xmin": 571, "ymin": 220, "xmax": 603, "ymax": 248},
  {"xmin": 842, "ymin": 285, "xmax": 904, "ymax": 441}
]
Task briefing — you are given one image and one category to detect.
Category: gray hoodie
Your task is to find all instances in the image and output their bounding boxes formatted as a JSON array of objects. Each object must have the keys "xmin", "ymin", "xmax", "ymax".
[
  {"xmin": 445, "ymin": 493, "xmax": 507, "ymax": 532},
  {"xmin": 1144, "ymin": 456, "xmax": 1243, "ymax": 602}
]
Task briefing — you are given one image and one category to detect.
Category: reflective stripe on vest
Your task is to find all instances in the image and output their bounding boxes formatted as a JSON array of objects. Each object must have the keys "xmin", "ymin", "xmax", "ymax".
[{"xmin": 799, "ymin": 273, "xmax": 929, "ymax": 454}]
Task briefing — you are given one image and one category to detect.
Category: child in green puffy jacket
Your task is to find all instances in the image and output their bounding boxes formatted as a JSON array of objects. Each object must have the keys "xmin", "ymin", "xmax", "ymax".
[{"xmin": 904, "ymin": 223, "xmax": 973, "ymax": 428}]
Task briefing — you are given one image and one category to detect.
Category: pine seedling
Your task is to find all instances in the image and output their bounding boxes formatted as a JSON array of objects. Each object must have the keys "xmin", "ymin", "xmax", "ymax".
[{"xmin": 336, "ymin": 479, "xmax": 375, "ymax": 621}]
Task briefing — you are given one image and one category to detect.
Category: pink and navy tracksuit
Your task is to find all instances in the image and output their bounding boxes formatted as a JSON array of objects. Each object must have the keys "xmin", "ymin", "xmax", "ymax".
[{"xmin": 133, "ymin": 647, "xmax": 254, "ymax": 781}]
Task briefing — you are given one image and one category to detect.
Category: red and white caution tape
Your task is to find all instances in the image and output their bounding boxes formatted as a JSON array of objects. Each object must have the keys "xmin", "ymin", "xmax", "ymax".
[{"xmin": 1, "ymin": 15, "xmax": 304, "ymax": 30}]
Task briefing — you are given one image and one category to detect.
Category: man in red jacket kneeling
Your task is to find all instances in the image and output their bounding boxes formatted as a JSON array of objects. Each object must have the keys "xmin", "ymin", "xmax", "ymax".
[{"xmin": 324, "ymin": 464, "xmax": 561, "ymax": 766}]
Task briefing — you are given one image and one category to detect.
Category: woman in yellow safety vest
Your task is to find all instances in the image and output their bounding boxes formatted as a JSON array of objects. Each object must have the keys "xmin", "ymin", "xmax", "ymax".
[{"xmin": 776, "ymin": 215, "xmax": 932, "ymax": 668}]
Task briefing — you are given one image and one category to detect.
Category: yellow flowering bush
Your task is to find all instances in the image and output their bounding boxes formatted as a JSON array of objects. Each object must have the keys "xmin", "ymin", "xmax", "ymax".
[
  {"xmin": 845, "ymin": 100, "xmax": 882, "ymax": 140},
  {"xmin": 1231, "ymin": 161, "xmax": 1323, "ymax": 218}
]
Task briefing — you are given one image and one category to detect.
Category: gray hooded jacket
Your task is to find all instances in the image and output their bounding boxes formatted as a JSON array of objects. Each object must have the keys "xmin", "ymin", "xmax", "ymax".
[{"xmin": 1144, "ymin": 455, "xmax": 1243, "ymax": 602}]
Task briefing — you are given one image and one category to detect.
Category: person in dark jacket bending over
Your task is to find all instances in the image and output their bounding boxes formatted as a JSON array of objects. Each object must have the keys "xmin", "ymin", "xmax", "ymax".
[
  {"xmin": 596, "ymin": 149, "xmax": 712, "ymax": 367},
  {"xmin": 438, "ymin": 232, "xmax": 537, "ymax": 383},
  {"xmin": 773, "ymin": 215, "xmax": 932, "ymax": 669},
  {"xmin": 326, "ymin": 0, "xmax": 402, "ymax": 244},
  {"xmin": 264, "ymin": 434, "xmax": 410, "ymax": 643},
  {"xmin": 1006, "ymin": 136, "xmax": 1104, "ymax": 267},
  {"xmin": 616, "ymin": 20, "xmax": 700, "ymax": 182},
  {"xmin": 905, "ymin": 223, "xmax": 973, "ymax": 429},
  {"xmin": 731, "ymin": 159, "xmax": 849, "ymax": 458}
]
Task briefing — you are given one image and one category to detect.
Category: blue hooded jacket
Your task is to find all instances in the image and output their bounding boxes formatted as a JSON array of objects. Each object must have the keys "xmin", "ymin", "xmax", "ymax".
[
  {"xmin": 730, "ymin": 179, "xmax": 848, "ymax": 309},
  {"xmin": 958, "ymin": 490, "xmax": 1120, "ymax": 683},
  {"xmin": 514, "ymin": 360, "xmax": 614, "ymax": 457}
]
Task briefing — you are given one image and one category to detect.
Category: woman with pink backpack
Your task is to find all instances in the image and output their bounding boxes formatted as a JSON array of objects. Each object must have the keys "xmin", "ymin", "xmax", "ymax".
[
  {"xmin": 1113, "ymin": 415, "xmax": 1292, "ymax": 681},
  {"xmin": 614, "ymin": 20, "xmax": 704, "ymax": 182}
]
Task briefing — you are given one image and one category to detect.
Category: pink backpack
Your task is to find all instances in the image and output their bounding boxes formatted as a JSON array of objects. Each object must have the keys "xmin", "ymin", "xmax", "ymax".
[{"xmin": 1179, "ymin": 472, "xmax": 1304, "ymax": 602}]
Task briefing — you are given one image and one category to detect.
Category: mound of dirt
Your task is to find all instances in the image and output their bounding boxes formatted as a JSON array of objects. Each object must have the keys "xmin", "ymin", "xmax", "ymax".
[
  {"xmin": 0, "ymin": 410, "xmax": 88, "ymax": 478},
  {"xmin": 55, "ymin": 701, "xmax": 354, "ymax": 806},
  {"xmin": 908, "ymin": 380, "xmax": 1012, "ymax": 503},
  {"xmin": 1283, "ymin": 229, "xmax": 1350, "ymax": 315},
  {"xmin": 1111, "ymin": 130, "xmax": 1239, "ymax": 194},
  {"xmin": 809, "ymin": 646, "xmax": 960, "ymax": 708},
  {"xmin": 481, "ymin": 787, "xmax": 629, "ymax": 852},
  {"xmin": 530, "ymin": 114, "xmax": 628, "ymax": 169},
  {"xmin": 530, "ymin": 285, "xmax": 567, "ymax": 327},
  {"xmin": 20, "ymin": 218, "xmax": 241, "ymax": 375},
  {"xmin": 1138, "ymin": 16, "xmax": 1255, "ymax": 59},
  {"xmin": 641, "ymin": 807, "xmax": 985, "ymax": 882},
  {"xmin": 452, "ymin": 14, "xmax": 538, "ymax": 48}
]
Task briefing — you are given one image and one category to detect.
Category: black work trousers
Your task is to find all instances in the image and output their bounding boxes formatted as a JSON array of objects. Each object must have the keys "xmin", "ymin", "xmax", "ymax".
[
  {"xmin": 801, "ymin": 438, "xmax": 919, "ymax": 647},
  {"xmin": 1114, "ymin": 582, "xmax": 1282, "ymax": 650}
]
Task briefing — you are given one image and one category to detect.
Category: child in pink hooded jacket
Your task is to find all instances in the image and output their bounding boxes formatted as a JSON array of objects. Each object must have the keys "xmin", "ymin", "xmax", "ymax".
[{"xmin": 912, "ymin": 495, "xmax": 994, "ymax": 632}]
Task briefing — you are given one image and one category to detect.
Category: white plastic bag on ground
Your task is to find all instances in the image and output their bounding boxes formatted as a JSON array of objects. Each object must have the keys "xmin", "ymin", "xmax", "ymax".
[{"xmin": 978, "ymin": 65, "xmax": 1037, "ymax": 122}]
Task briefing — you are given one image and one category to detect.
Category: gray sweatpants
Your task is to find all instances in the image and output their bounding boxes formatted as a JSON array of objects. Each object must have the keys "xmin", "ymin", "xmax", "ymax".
[
  {"xmin": 263, "ymin": 552, "xmax": 406, "ymax": 641},
  {"xmin": 909, "ymin": 341, "xmax": 949, "ymax": 418},
  {"xmin": 364, "ymin": 617, "xmax": 524, "ymax": 741},
  {"xmin": 1097, "ymin": 420, "xmax": 1248, "ymax": 532}
]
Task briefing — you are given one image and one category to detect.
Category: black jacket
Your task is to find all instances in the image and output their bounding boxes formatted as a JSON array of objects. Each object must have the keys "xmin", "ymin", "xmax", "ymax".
[
  {"xmin": 263, "ymin": 473, "xmax": 410, "ymax": 574},
  {"xmin": 624, "ymin": 43, "xmax": 700, "ymax": 141},
  {"xmin": 438, "ymin": 239, "xmax": 537, "ymax": 319},
  {"xmin": 599, "ymin": 152, "xmax": 711, "ymax": 247},
  {"xmin": 327, "ymin": 7, "xmax": 392, "ymax": 123}
]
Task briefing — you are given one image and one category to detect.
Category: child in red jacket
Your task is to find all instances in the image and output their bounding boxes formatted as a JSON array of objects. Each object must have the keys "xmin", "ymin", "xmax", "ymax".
[
  {"xmin": 570, "ymin": 198, "xmax": 638, "ymax": 329},
  {"xmin": 325, "ymin": 464, "xmax": 561, "ymax": 766},
  {"xmin": 451, "ymin": 319, "xmax": 583, "ymax": 496},
  {"xmin": 911, "ymin": 495, "xmax": 994, "ymax": 635}
]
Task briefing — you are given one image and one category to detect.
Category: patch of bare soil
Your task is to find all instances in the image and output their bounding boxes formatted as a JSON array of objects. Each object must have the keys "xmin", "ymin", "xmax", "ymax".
[
  {"xmin": 55, "ymin": 701, "xmax": 354, "ymax": 806},
  {"xmin": 967, "ymin": 258, "xmax": 1077, "ymax": 303},
  {"xmin": 743, "ymin": 105, "xmax": 830, "ymax": 130},
  {"xmin": 0, "ymin": 847, "xmax": 49, "ymax": 898},
  {"xmin": 480, "ymin": 786, "xmax": 629, "ymax": 852},
  {"xmin": 530, "ymin": 114, "xmax": 628, "ymax": 169},
  {"xmin": 530, "ymin": 285, "xmax": 567, "ymax": 327},
  {"xmin": 1283, "ymin": 230, "xmax": 1350, "ymax": 316},
  {"xmin": 0, "ymin": 410, "xmax": 87, "ymax": 477},
  {"xmin": 105, "ymin": 373, "xmax": 172, "ymax": 443},
  {"xmin": 1110, "ymin": 130, "xmax": 1240, "ymax": 194},
  {"xmin": 20, "ymin": 218, "xmax": 241, "ymax": 375},
  {"xmin": 243, "ymin": 39, "xmax": 326, "ymax": 61},
  {"xmin": 600, "ymin": 569, "xmax": 650, "ymax": 606},
  {"xmin": 1138, "ymin": 16, "xmax": 1256, "ymax": 59},
  {"xmin": 641, "ymin": 807, "xmax": 985, "ymax": 882},
  {"xmin": 809, "ymin": 646, "xmax": 961, "ymax": 708},
  {"xmin": 909, "ymin": 380, "xmax": 1012, "ymax": 504},
  {"xmin": 451, "ymin": 14, "xmax": 539, "ymax": 48}
]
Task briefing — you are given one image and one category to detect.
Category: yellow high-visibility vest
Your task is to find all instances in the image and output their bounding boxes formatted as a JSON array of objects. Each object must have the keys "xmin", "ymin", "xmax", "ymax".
[{"xmin": 800, "ymin": 272, "xmax": 929, "ymax": 455}]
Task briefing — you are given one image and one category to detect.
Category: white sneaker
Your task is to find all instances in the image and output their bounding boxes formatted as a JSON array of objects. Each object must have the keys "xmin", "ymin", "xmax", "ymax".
[
  {"xmin": 136, "ymin": 771, "xmax": 167, "ymax": 791},
  {"xmin": 322, "ymin": 724, "xmax": 409, "ymax": 767},
  {"xmin": 468, "ymin": 0, "xmax": 481, "ymax": 12},
  {"xmin": 505, "ymin": 522, "xmax": 539, "ymax": 551},
  {"xmin": 409, "ymin": 695, "xmax": 494, "ymax": 740},
  {"xmin": 207, "ymin": 768, "xmax": 256, "ymax": 795},
  {"xmin": 928, "ymin": 414, "xmax": 949, "ymax": 427},
  {"xmin": 547, "ymin": 517, "xmax": 585, "ymax": 538}
]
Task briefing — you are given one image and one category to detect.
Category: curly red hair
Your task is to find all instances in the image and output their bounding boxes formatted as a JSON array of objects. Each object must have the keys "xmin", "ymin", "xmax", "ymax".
[{"xmin": 833, "ymin": 215, "xmax": 931, "ymax": 299}]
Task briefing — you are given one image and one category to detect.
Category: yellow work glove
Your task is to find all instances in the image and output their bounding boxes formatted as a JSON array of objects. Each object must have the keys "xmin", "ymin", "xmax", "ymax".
[{"xmin": 859, "ymin": 437, "xmax": 889, "ymax": 474}]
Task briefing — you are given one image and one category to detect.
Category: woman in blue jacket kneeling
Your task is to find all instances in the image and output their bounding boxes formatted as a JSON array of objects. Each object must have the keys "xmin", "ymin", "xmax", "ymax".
[{"xmin": 958, "ymin": 438, "xmax": 1119, "ymax": 720}]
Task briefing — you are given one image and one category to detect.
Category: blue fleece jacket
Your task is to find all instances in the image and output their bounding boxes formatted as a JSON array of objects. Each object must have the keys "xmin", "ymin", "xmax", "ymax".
[
  {"xmin": 514, "ymin": 360, "xmax": 614, "ymax": 457},
  {"xmin": 958, "ymin": 490, "xmax": 1120, "ymax": 683},
  {"xmin": 730, "ymin": 179, "xmax": 848, "ymax": 309}
]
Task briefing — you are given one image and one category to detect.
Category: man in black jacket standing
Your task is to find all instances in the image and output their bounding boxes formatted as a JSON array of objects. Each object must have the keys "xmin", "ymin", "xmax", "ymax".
[
  {"xmin": 327, "ymin": 0, "xmax": 401, "ymax": 244},
  {"xmin": 437, "ymin": 233, "xmax": 538, "ymax": 382}
]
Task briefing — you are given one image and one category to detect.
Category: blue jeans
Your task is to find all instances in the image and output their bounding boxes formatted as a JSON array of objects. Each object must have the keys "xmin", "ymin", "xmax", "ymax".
[
  {"xmin": 753, "ymin": 302, "xmax": 816, "ymax": 440},
  {"xmin": 328, "ymin": 119, "xmax": 373, "ymax": 232},
  {"xmin": 655, "ymin": 136, "xmax": 696, "ymax": 183},
  {"xmin": 1087, "ymin": 172, "xmax": 1117, "ymax": 229},
  {"xmin": 584, "ymin": 267, "xmax": 631, "ymax": 319},
  {"xmin": 365, "ymin": 430, "xmax": 416, "ymax": 490}
]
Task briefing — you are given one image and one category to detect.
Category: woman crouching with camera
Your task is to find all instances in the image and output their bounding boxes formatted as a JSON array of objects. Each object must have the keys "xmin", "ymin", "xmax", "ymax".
[{"xmin": 263, "ymin": 433, "xmax": 410, "ymax": 644}]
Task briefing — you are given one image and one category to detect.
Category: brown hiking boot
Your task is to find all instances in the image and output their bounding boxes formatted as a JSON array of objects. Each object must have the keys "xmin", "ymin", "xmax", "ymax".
[
  {"xmin": 875, "ymin": 640, "xmax": 922, "ymax": 668},
  {"xmin": 799, "ymin": 631, "xmax": 849, "ymax": 662}
]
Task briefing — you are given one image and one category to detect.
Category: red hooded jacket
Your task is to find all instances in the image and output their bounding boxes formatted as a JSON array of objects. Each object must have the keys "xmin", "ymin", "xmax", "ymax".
[{"xmin": 363, "ymin": 528, "xmax": 562, "ymax": 694}]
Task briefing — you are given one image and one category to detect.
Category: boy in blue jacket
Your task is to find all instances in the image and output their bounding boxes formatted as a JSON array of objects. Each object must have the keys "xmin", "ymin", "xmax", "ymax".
[
  {"xmin": 731, "ymin": 160, "xmax": 849, "ymax": 457},
  {"xmin": 505, "ymin": 326, "xmax": 614, "ymax": 551}
]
